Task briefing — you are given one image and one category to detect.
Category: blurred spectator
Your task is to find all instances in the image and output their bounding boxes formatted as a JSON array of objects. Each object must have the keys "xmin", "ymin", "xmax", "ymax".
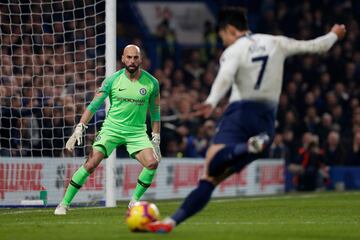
[
  {"xmin": 202, "ymin": 20, "xmax": 217, "ymax": 61},
  {"xmin": 276, "ymin": 94, "xmax": 291, "ymax": 129},
  {"xmin": 331, "ymin": 104, "xmax": 347, "ymax": 131},
  {"xmin": 184, "ymin": 50, "xmax": 205, "ymax": 83},
  {"xmin": 269, "ymin": 132, "xmax": 289, "ymax": 160},
  {"xmin": 282, "ymin": 128, "xmax": 298, "ymax": 163},
  {"xmin": 282, "ymin": 110, "xmax": 304, "ymax": 139},
  {"xmin": 299, "ymin": 91, "xmax": 317, "ymax": 117},
  {"xmin": 323, "ymin": 131, "xmax": 346, "ymax": 166},
  {"xmin": 303, "ymin": 106, "xmax": 320, "ymax": 134},
  {"xmin": 288, "ymin": 133, "xmax": 329, "ymax": 191},
  {"xmin": 316, "ymin": 113, "xmax": 335, "ymax": 146},
  {"xmin": 155, "ymin": 19, "xmax": 177, "ymax": 64},
  {"xmin": 194, "ymin": 119, "xmax": 216, "ymax": 157},
  {"xmin": 176, "ymin": 125, "xmax": 198, "ymax": 158},
  {"xmin": 346, "ymin": 130, "xmax": 360, "ymax": 166},
  {"xmin": 161, "ymin": 127, "xmax": 182, "ymax": 157}
]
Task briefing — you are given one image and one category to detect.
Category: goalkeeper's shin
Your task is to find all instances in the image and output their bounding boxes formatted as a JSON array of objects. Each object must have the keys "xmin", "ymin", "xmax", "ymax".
[
  {"xmin": 131, "ymin": 168, "xmax": 156, "ymax": 201},
  {"xmin": 61, "ymin": 166, "xmax": 90, "ymax": 206}
]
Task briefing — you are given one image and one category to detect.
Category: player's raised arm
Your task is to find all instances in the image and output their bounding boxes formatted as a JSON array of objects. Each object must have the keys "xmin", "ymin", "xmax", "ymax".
[
  {"xmin": 276, "ymin": 24, "xmax": 346, "ymax": 57},
  {"xmin": 65, "ymin": 76, "xmax": 113, "ymax": 152},
  {"xmin": 195, "ymin": 49, "xmax": 239, "ymax": 118},
  {"xmin": 205, "ymin": 50, "xmax": 239, "ymax": 108}
]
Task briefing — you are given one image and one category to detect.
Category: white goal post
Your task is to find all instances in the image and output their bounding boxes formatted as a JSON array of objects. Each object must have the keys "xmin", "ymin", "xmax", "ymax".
[{"xmin": 104, "ymin": 0, "xmax": 116, "ymax": 208}]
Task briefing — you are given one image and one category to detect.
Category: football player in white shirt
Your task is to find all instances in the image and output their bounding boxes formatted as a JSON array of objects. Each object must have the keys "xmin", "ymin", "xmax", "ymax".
[{"xmin": 147, "ymin": 7, "xmax": 346, "ymax": 233}]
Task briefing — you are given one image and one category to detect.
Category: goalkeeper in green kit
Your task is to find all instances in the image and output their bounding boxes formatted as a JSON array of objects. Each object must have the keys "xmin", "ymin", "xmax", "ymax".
[{"xmin": 55, "ymin": 45, "xmax": 161, "ymax": 215}]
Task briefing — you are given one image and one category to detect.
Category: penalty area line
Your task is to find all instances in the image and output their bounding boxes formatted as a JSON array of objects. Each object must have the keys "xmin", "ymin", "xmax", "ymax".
[
  {"xmin": 185, "ymin": 221, "xmax": 359, "ymax": 225},
  {"xmin": 0, "ymin": 206, "xmax": 108, "ymax": 215}
]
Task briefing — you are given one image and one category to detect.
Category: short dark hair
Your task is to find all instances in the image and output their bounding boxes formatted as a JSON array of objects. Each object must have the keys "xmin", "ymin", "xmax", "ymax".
[{"xmin": 217, "ymin": 7, "xmax": 249, "ymax": 31}]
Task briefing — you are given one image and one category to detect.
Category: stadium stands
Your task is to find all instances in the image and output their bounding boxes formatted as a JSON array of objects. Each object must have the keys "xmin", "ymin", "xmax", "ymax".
[{"xmin": 1, "ymin": 1, "xmax": 359, "ymax": 169}]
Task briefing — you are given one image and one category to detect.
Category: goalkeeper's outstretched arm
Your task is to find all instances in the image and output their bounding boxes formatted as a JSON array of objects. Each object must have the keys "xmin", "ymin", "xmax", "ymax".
[
  {"xmin": 66, "ymin": 91, "xmax": 108, "ymax": 151},
  {"xmin": 150, "ymin": 94, "xmax": 161, "ymax": 133},
  {"xmin": 149, "ymin": 90, "xmax": 161, "ymax": 160},
  {"xmin": 78, "ymin": 109, "xmax": 95, "ymax": 126}
]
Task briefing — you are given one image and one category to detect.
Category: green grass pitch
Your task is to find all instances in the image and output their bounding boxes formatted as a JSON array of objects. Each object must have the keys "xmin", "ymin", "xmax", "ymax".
[{"xmin": 1, "ymin": 192, "xmax": 359, "ymax": 240}]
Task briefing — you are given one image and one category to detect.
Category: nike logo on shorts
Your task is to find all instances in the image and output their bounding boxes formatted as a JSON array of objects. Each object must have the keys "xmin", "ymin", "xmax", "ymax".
[{"xmin": 119, "ymin": 88, "xmax": 126, "ymax": 91}]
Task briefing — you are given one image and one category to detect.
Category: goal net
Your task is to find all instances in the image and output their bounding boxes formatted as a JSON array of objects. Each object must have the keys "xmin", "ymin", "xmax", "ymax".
[{"xmin": 0, "ymin": 0, "xmax": 107, "ymax": 206}]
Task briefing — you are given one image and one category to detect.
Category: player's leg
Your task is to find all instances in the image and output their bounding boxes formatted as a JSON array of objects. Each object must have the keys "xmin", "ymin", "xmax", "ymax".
[
  {"xmin": 147, "ymin": 102, "xmax": 275, "ymax": 232},
  {"xmin": 55, "ymin": 129, "xmax": 119, "ymax": 215},
  {"xmin": 145, "ymin": 144, "xmax": 225, "ymax": 232},
  {"xmin": 130, "ymin": 148, "xmax": 158, "ymax": 206},
  {"xmin": 62, "ymin": 149, "xmax": 105, "ymax": 204},
  {"xmin": 54, "ymin": 149, "xmax": 104, "ymax": 215},
  {"xmin": 127, "ymin": 133, "xmax": 158, "ymax": 207},
  {"xmin": 207, "ymin": 133, "xmax": 270, "ymax": 177},
  {"xmin": 146, "ymin": 143, "xmax": 263, "ymax": 232},
  {"xmin": 165, "ymin": 140, "xmax": 270, "ymax": 226},
  {"xmin": 168, "ymin": 144, "xmax": 224, "ymax": 223},
  {"xmin": 203, "ymin": 102, "xmax": 272, "ymax": 177}
]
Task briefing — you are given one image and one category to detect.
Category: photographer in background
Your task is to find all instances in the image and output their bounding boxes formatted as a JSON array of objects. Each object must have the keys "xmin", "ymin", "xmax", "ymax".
[{"xmin": 288, "ymin": 132, "xmax": 329, "ymax": 191}]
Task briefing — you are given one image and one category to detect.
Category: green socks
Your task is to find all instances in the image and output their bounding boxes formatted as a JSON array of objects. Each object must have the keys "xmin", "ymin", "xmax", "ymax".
[
  {"xmin": 61, "ymin": 166, "xmax": 90, "ymax": 206},
  {"xmin": 132, "ymin": 168, "xmax": 156, "ymax": 201},
  {"xmin": 60, "ymin": 166, "xmax": 156, "ymax": 205}
]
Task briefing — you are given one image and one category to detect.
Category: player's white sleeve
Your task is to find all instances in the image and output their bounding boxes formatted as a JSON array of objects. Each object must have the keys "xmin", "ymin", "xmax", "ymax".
[
  {"xmin": 277, "ymin": 32, "xmax": 338, "ymax": 57},
  {"xmin": 205, "ymin": 50, "xmax": 239, "ymax": 107}
]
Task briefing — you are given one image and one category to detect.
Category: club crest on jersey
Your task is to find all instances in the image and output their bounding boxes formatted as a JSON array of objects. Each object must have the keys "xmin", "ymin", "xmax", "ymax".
[{"xmin": 139, "ymin": 88, "xmax": 147, "ymax": 95}]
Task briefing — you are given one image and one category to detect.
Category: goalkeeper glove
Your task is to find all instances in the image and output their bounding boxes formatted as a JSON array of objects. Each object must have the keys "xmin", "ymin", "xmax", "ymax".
[
  {"xmin": 66, "ymin": 123, "xmax": 88, "ymax": 152},
  {"xmin": 151, "ymin": 132, "xmax": 162, "ymax": 161}
]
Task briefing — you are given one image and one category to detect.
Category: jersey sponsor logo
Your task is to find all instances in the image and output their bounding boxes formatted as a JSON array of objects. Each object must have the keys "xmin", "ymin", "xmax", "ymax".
[
  {"xmin": 139, "ymin": 88, "xmax": 147, "ymax": 95},
  {"xmin": 119, "ymin": 88, "xmax": 126, "ymax": 91},
  {"xmin": 117, "ymin": 97, "xmax": 145, "ymax": 106}
]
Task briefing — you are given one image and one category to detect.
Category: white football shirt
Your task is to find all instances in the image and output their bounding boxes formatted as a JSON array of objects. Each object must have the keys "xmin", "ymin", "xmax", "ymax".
[{"xmin": 205, "ymin": 32, "xmax": 338, "ymax": 107}]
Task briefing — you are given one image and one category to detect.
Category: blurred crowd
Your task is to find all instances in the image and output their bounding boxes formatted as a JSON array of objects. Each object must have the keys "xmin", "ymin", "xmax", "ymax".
[
  {"xmin": 1, "ymin": 0, "xmax": 360, "ymax": 187},
  {"xmin": 154, "ymin": 1, "xmax": 360, "ymax": 164}
]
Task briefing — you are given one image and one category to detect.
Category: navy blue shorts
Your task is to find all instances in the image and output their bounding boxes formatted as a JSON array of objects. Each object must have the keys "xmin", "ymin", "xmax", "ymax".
[{"xmin": 212, "ymin": 100, "xmax": 276, "ymax": 146}]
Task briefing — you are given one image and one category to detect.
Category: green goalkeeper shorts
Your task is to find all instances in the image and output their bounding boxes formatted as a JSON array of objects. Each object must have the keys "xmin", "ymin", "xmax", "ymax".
[{"xmin": 92, "ymin": 127, "xmax": 153, "ymax": 158}]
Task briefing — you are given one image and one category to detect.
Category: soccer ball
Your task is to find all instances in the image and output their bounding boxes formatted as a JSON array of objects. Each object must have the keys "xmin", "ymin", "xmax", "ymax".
[{"xmin": 125, "ymin": 201, "xmax": 160, "ymax": 232}]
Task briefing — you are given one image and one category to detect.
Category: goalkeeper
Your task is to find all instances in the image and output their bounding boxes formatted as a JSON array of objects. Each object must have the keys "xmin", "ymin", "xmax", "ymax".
[{"xmin": 55, "ymin": 45, "xmax": 161, "ymax": 215}]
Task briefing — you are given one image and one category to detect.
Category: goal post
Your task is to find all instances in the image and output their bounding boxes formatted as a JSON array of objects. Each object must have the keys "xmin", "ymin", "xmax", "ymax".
[{"xmin": 105, "ymin": 0, "xmax": 117, "ymax": 208}]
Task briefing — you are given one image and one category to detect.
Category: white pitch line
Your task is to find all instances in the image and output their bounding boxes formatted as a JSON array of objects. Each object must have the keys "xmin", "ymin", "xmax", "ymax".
[
  {"xmin": 0, "ymin": 206, "xmax": 109, "ymax": 215},
  {"xmin": 0, "ymin": 221, "xmax": 108, "ymax": 226},
  {"xmin": 158, "ymin": 191, "xmax": 360, "ymax": 205},
  {"xmin": 185, "ymin": 221, "xmax": 359, "ymax": 225},
  {"xmin": 213, "ymin": 192, "xmax": 360, "ymax": 202}
]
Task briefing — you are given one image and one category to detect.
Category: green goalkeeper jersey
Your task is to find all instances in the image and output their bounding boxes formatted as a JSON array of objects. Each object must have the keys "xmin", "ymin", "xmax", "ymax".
[{"xmin": 87, "ymin": 68, "xmax": 160, "ymax": 131}]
